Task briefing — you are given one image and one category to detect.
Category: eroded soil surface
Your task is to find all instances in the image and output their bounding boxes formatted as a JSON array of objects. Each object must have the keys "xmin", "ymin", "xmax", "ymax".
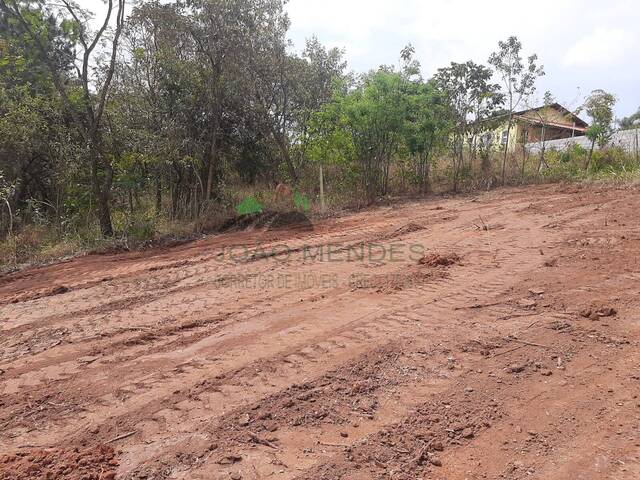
[{"xmin": 1, "ymin": 184, "xmax": 639, "ymax": 479}]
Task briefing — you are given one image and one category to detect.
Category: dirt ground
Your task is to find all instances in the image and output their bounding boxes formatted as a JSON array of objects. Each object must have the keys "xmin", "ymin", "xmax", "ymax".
[{"xmin": 1, "ymin": 184, "xmax": 639, "ymax": 480}]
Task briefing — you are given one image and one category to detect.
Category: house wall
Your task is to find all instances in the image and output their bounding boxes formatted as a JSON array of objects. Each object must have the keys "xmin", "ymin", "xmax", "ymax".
[
  {"xmin": 486, "ymin": 121, "xmax": 523, "ymax": 153},
  {"xmin": 483, "ymin": 106, "xmax": 586, "ymax": 153}
]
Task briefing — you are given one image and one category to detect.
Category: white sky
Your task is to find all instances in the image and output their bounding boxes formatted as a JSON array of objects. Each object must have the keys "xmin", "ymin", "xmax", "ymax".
[{"xmin": 80, "ymin": 0, "xmax": 640, "ymax": 118}]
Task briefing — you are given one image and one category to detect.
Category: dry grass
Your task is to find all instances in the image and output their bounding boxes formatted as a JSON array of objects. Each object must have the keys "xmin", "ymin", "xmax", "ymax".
[{"xmin": 0, "ymin": 226, "xmax": 85, "ymax": 272}]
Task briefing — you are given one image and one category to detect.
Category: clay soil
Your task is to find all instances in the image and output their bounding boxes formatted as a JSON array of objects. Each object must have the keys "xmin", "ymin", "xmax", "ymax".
[{"xmin": 1, "ymin": 184, "xmax": 639, "ymax": 479}]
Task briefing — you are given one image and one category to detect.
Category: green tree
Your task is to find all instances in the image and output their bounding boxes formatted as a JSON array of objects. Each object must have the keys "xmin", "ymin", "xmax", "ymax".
[
  {"xmin": 251, "ymin": 36, "xmax": 346, "ymax": 183},
  {"xmin": 118, "ymin": 1, "xmax": 200, "ymax": 218},
  {"xmin": 434, "ymin": 61, "xmax": 503, "ymax": 191},
  {"xmin": 185, "ymin": 0, "xmax": 289, "ymax": 201},
  {"xmin": 123, "ymin": 0, "xmax": 294, "ymax": 216},
  {"xmin": 0, "ymin": 1, "xmax": 79, "ymax": 235},
  {"xmin": 346, "ymin": 70, "xmax": 411, "ymax": 201},
  {"xmin": 308, "ymin": 69, "xmax": 408, "ymax": 203},
  {"xmin": 488, "ymin": 36, "xmax": 544, "ymax": 185},
  {"xmin": 583, "ymin": 89, "xmax": 617, "ymax": 170},
  {"xmin": 1, "ymin": 0, "xmax": 126, "ymax": 236},
  {"xmin": 403, "ymin": 79, "xmax": 451, "ymax": 194}
]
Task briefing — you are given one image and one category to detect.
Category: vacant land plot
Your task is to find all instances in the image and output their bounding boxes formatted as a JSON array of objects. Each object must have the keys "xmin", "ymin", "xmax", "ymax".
[{"xmin": 1, "ymin": 184, "xmax": 639, "ymax": 480}]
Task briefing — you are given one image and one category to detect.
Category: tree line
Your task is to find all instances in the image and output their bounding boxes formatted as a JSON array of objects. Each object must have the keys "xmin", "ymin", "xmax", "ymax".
[{"xmin": 0, "ymin": 0, "xmax": 621, "ymax": 242}]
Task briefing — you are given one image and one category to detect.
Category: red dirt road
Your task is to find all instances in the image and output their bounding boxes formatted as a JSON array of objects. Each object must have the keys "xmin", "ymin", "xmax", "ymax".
[{"xmin": 1, "ymin": 184, "xmax": 639, "ymax": 479}]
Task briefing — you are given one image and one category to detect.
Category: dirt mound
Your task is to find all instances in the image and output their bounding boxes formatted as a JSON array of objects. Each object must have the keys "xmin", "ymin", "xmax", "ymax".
[
  {"xmin": 219, "ymin": 211, "xmax": 313, "ymax": 233},
  {"xmin": 0, "ymin": 445, "xmax": 118, "ymax": 480},
  {"xmin": 419, "ymin": 252, "xmax": 461, "ymax": 267},
  {"xmin": 306, "ymin": 388, "xmax": 498, "ymax": 479},
  {"xmin": 391, "ymin": 222, "xmax": 424, "ymax": 236},
  {"xmin": 265, "ymin": 211, "xmax": 314, "ymax": 231},
  {"xmin": 373, "ymin": 222, "xmax": 425, "ymax": 243},
  {"xmin": 218, "ymin": 212, "xmax": 270, "ymax": 232},
  {"xmin": 580, "ymin": 306, "xmax": 618, "ymax": 320}
]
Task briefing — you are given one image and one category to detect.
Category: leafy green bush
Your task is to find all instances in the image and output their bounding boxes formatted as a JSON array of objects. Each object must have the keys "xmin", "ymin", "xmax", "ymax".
[{"xmin": 541, "ymin": 144, "xmax": 586, "ymax": 180}]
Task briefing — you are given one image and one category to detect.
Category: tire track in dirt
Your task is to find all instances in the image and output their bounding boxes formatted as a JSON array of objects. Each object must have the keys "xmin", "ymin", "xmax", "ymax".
[
  {"xmin": 2, "ymin": 185, "xmax": 638, "ymax": 480},
  {"xmin": 163, "ymin": 302, "xmax": 628, "ymax": 480},
  {"xmin": 3, "ymin": 204, "xmax": 528, "ymax": 418},
  {"xmin": 1, "ymin": 213, "xmax": 536, "ymax": 454},
  {"xmin": 86, "ymin": 252, "xmax": 548, "ymax": 475},
  {"xmin": 0, "ymin": 202, "xmax": 457, "ymax": 348},
  {"xmin": 287, "ymin": 324, "xmax": 631, "ymax": 480}
]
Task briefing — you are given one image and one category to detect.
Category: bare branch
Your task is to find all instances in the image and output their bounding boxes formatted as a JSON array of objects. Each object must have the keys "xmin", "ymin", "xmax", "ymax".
[
  {"xmin": 59, "ymin": 0, "xmax": 88, "ymax": 49},
  {"xmin": 94, "ymin": 0, "xmax": 126, "ymax": 130}
]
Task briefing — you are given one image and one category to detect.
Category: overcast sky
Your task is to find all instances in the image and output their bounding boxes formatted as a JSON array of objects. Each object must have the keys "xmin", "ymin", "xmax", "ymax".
[{"xmin": 80, "ymin": 0, "xmax": 639, "ymax": 119}]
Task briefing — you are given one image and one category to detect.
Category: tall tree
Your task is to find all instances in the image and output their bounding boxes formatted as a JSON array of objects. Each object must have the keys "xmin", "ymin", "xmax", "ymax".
[
  {"xmin": 583, "ymin": 89, "xmax": 616, "ymax": 170},
  {"xmin": 251, "ymin": 36, "xmax": 346, "ymax": 183},
  {"xmin": 488, "ymin": 36, "xmax": 544, "ymax": 185},
  {"xmin": 185, "ymin": 0, "xmax": 289, "ymax": 201},
  {"xmin": 1, "ymin": 0, "xmax": 126, "ymax": 236},
  {"xmin": 400, "ymin": 47, "xmax": 451, "ymax": 194},
  {"xmin": 434, "ymin": 61, "xmax": 502, "ymax": 191},
  {"xmin": 310, "ymin": 68, "xmax": 409, "ymax": 203},
  {"xmin": 404, "ymin": 79, "xmax": 451, "ymax": 193},
  {"xmin": 347, "ymin": 70, "xmax": 409, "ymax": 201},
  {"xmin": 526, "ymin": 90, "xmax": 556, "ymax": 177},
  {"xmin": 119, "ymin": 1, "xmax": 199, "ymax": 217},
  {"xmin": 0, "ymin": 2, "xmax": 75, "ymax": 228}
]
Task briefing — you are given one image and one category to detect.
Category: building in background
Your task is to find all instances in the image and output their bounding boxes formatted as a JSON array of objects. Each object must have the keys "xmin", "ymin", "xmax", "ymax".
[{"xmin": 483, "ymin": 103, "xmax": 589, "ymax": 152}]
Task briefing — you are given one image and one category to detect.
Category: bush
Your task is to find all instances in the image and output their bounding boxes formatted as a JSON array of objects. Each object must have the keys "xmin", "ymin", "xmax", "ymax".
[
  {"xmin": 0, "ymin": 225, "xmax": 87, "ymax": 269},
  {"xmin": 590, "ymin": 147, "xmax": 636, "ymax": 173},
  {"xmin": 542, "ymin": 145, "xmax": 587, "ymax": 181},
  {"xmin": 541, "ymin": 143, "xmax": 640, "ymax": 182}
]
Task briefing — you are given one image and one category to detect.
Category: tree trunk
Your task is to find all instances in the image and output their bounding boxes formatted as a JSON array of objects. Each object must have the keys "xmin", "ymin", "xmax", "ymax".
[
  {"xmin": 422, "ymin": 154, "xmax": 431, "ymax": 194},
  {"xmin": 2, "ymin": 197, "xmax": 13, "ymax": 239},
  {"xmin": 91, "ymin": 149, "xmax": 114, "ymax": 237},
  {"xmin": 205, "ymin": 128, "xmax": 219, "ymax": 201},
  {"xmin": 171, "ymin": 165, "xmax": 182, "ymax": 220},
  {"xmin": 99, "ymin": 160, "xmax": 114, "ymax": 237},
  {"xmin": 128, "ymin": 190, "xmax": 134, "ymax": 214},
  {"xmin": 192, "ymin": 185, "xmax": 199, "ymax": 219},
  {"xmin": 171, "ymin": 187, "xmax": 179, "ymax": 220},
  {"xmin": 586, "ymin": 139, "xmax": 596, "ymax": 170},
  {"xmin": 537, "ymin": 124, "xmax": 547, "ymax": 178},
  {"xmin": 319, "ymin": 164, "xmax": 326, "ymax": 212},
  {"xmin": 452, "ymin": 137, "xmax": 463, "ymax": 192},
  {"xmin": 272, "ymin": 128, "xmax": 298, "ymax": 183},
  {"xmin": 520, "ymin": 128, "xmax": 528, "ymax": 182},
  {"xmin": 469, "ymin": 135, "xmax": 477, "ymax": 173},
  {"xmin": 382, "ymin": 156, "xmax": 391, "ymax": 196},
  {"xmin": 501, "ymin": 115, "xmax": 513, "ymax": 186},
  {"xmin": 98, "ymin": 195, "xmax": 113, "ymax": 237},
  {"xmin": 155, "ymin": 174, "xmax": 162, "ymax": 215}
]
